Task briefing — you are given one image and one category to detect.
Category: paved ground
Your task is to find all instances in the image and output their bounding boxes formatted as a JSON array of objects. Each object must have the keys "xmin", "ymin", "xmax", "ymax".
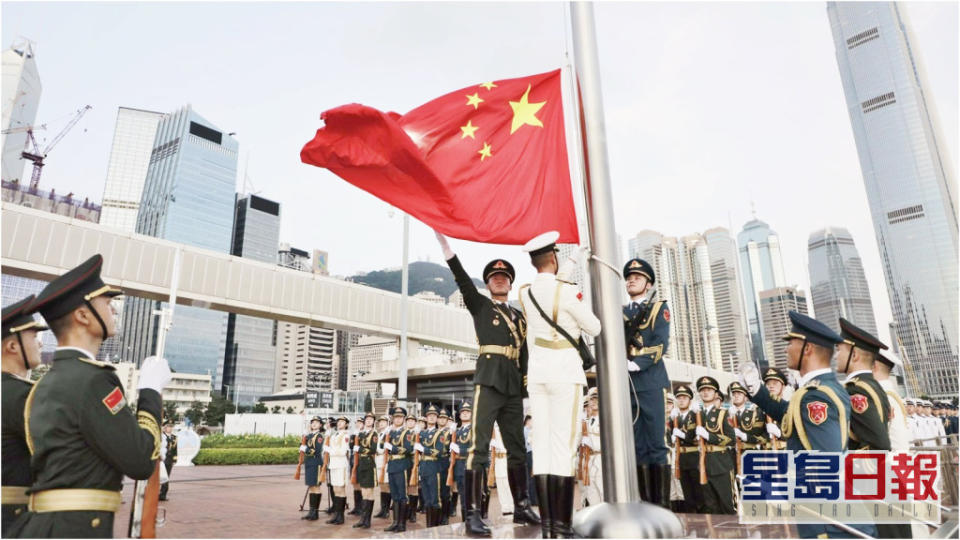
[{"xmin": 113, "ymin": 464, "xmax": 522, "ymax": 538}]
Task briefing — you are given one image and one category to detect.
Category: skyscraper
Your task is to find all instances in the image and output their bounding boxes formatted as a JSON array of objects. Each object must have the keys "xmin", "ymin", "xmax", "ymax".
[
  {"xmin": 222, "ymin": 195, "xmax": 281, "ymax": 404},
  {"xmin": 121, "ymin": 106, "xmax": 238, "ymax": 384},
  {"xmin": 99, "ymin": 107, "xmax": 164, "ymax": 232},
  {"xmin": 807, "ymin": 227, "xmax": 878, "ymax": 336},
  {"xmin": 704, "ymin": 227, "xmax": 752, "ymax": 372},
  {"xmin": 759, "ymin": 286, "xmax": 809, "ymax": 370},
  {"xmin": 828, "ymin": 2, "xmax": 958, "ymax": 398},
  {"xmin": 2, "ymin": 39, "xmax": 41, "ymax": 184},
  {"xmin": 738, "ymin": 218, "xmax": 787, "ymax": 367}
]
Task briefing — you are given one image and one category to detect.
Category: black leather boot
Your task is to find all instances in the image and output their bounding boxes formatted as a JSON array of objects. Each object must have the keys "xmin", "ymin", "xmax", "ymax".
[
  {"xmin": 508, "ymin": 464, "xmax": 540, "ymax": 525},
  {"xmin": 375, "ymin": 492, "xmax": 391, "ymax": 518},
  {"xmin": 552, "ymin": 476, "xmax": 575, "ymax": 539},
  {"xmin": 464, "ymin": 469, "xmax": 492, "ymax": 537},
  {"xmin": 384, "ymin": 499, "xmax": 401, "ymax": 532},
  {"xmin": 353, "ymin": 499, "xmax": 372, "ymax": 528},
  {"xmin": 637, "ymin": 465, "xmax": 652, "ymax": 502},
  {"xmin": 652, "ymin": 464, "xmax": 672, "ymax": 508},
  {"xmin": 450, "ymin": 492, "xmax": 459, "ymax": 517},
  {"xmin": 325, "ymin": 485, "xmax": 335, "ymax": 513},
  {"xmin": 440, "ymin": 496, "xmax": 450, "ymax": 525},
  {"xmin": 303, "ymin": 493, "xmax": 320, "ymax": 520},
  {"xmin": 349, "ymin": 490, "xmax": 361, "ymax": 515},
  {"xmin": 534, "ymin": 475, "xmax": 551, "ymax": 539},
  {"xmin": 395, "ymin": 501, "xmax": 408, "ymax": 532},
  {"xmin": 326, "ymin": 496, "xmax": 344, "ymax": 524},
  {"xmin": 407, "ymin": 495, "xmax": 418, "ymax": 523},
  {"xmin": 417, "ymin": 489, "xmax": 425, "ymax": 513}
]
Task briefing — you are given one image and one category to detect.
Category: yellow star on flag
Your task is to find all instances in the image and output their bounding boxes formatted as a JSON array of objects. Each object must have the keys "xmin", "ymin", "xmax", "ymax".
[
  {"xmin": 460, "ymin": 120, "xmax": 479, "ymax": 139},
  {"xmin": 465, "ymin": 93, "xmax": 484, "ymax": 110},
  {"xmin": 479, "ymin": 81, "xmax": 497, "ymax": 91},
  {"xmin": 509, "ymin": 85, "xmax": 545, "ymax": 134},
  {"xmin": 478, "ymin": 142, "xmax": 492, "ymax": 161}
]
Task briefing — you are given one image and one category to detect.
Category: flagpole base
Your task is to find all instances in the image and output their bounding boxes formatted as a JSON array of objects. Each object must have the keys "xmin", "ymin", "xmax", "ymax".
[{"xmin": 572, "ymin": 501, "xmax": 683, "ymax": 538}]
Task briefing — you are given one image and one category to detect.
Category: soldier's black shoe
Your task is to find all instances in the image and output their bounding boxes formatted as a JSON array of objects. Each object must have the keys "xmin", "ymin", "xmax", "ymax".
[
  {"xmin": 407, "ymin": 495, "xmax": 418, "ymax": 523},
  {"xmin": 508, "ymin": 464, "xmax": 540, "ymax": 525},
  {"xmin": 375, "ymin": 493, "xmax": 391, "ymax": 518},
  {"xmin": 384, "ymin": 499, "xmax": 401, "ymax": 532},
  {"xmin": 303, "ymin": 493, "xmax": 321, "ymax": 521},
  {"xmin": 551, "ymin": 475, "xmax": 575, "ymax": 539},
  {"xmin": 349, "ymin": 490, "xmax": 361, "ymax": 515},
  {"xmin": 394, "ymin": 501, "xmax": 408, "ymax": 532},
  {"xmin": 450, "ymin": 492, "xmax": 458, "ymax": 517},
  {"xmin": 440, "ymin": 496, "xmax": 450, "ymax": 525},
  {"xmin": 534, "ymin": 475, "xmax": 552, "ymax": 539},
  {"xmin": 464, "ymin": 470, "xmax": 492, "ymax": 537}
]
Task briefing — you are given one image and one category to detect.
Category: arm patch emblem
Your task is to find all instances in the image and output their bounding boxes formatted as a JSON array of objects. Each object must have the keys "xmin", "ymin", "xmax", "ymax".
[
  {"xmin": 806, "ymin": 401, "xmax": 828, "ymax": 425},
  {"xmin": 851, "ymin": 394, "xmax": 868, "ymax": 414},
  {"xmin": 663, "ymin": 308, "xmax": 670, "ymax": 322},
  {"xmin": 102, "ymin": 386, "xmax": 126, "ymax": 415}
]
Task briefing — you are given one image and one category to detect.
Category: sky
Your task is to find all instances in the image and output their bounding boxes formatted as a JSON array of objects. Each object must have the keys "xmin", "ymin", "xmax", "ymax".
[{"xmin": 2, "ymin": 1, "xmax": 957, "ymax": 348}]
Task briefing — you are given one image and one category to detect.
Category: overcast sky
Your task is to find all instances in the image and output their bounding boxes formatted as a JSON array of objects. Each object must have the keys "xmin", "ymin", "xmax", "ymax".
[{"xmin": 3, "ymin": 2, "xmax": 957, "ymax": 347}]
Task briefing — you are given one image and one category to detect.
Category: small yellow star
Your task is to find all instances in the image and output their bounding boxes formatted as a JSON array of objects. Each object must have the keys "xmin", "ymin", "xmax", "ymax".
[
  {"xmin": 465, "ymin": 93, "xmax": 484, "ymax": 110},
  {"xmin": 460, "ymin": 120, "xmax": 479, "ymax": 139},
  {"xmin": 478, "ymin": 142, "xmax": 492, "ymax": 161},
  {"xmin": 509, "ymin": 84, "xmax": 546, "ymax": 134},
  {"xmin": 479, "ymin": 81, "xmax": 497, "ymax": 91}
]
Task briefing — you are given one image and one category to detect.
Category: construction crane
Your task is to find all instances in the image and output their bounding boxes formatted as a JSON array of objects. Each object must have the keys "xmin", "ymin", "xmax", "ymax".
[
  {"xmin": 17, "ymin": 105, "xmax": 91, "ymax": 191},
  {"xmin": 896, "ymin": 336, "xmax": 924, "ymax": 398}
]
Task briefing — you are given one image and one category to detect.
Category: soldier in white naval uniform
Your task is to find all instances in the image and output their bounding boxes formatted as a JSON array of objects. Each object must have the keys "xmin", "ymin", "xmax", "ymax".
[
  {"xmin": 518, "ymin": 231, "xmax": 601, "ymax": 539},
  {"xmin": 579, "ymin": 388, "xmax": 603, "ymax": 507},
  {"xmin": 324, "ymin": 416, "xmax": 351, "ymax": 524}
]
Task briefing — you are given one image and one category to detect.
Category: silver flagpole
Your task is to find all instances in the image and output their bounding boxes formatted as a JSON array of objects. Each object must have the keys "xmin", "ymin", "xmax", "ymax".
[{"xmin": 569, "ymin": 2, "xmax": 681, "ymax": 537}]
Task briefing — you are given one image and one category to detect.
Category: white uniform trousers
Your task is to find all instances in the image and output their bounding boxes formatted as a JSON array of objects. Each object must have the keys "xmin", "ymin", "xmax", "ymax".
[
  {"xmin": 495, "ymin": 453, "xmax": 513, "ymax": 514},
  {"xmin": 529, "ymin": 382, "xmax": 582, "ymax": 476},
  {"xmin": 581, "ymin": 454, "xmax": 603, "ymax": 506}
]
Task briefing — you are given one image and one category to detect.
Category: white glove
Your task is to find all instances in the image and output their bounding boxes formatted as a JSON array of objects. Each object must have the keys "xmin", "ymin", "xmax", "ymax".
[
  {"xmin": 353, "ymin": 445, "xmax": 360, "ymax": 453},
  {"xmin": 669, "ymin": 407, "xmax": 680, "ymax": 420},
  {"xmin": 738, "ymin": 358, "xmax": 762, "ymax": 395},
  {"xmin": 451, "ymin": 443, "xmax": 460, "ymax": 454},
  {"xmin": 672, "ymin": 428, "xmax": 685, "ymax": 441},
  {"xmin": 299, "ymin": 445, "xmax": 308, "ymax": 453},
  {"xmin": 384, "ymin": 442, "xmax": 393, "ymax": 451},
  {"xmin": 627, "ymin": 361, "xmax": 641, "ymax": 372},
  {"xmin": 323, "ymin": 446, "xmax": 330, "ymax": 454},
  {"xmin": 735, "ymin": 429, "xmax": 748, "ymax": 442},
  {"xmin": 414, "ymin": 443, "xmax": 425, "ymax": 453},
  {"xmin": 137, "ymin": 356, "xmax": 172, "ymax": 393},
  {"xmin": 435, "ymin": 230, "xmax": 455, "ymax": 260},
  {"xmin": 522, "ymin": 398, "xmax": 530, "ymax": 413},
  {"xmin": 696, "ymin": 426, "xmax": 710, "ymax": 441},
  {"xmin": 766, "ymin": 423, "xmax": 782, "ymax": 438},
  {"xmin": 689, "ymin": 401, "xmax": 701, "ymax": 414}
]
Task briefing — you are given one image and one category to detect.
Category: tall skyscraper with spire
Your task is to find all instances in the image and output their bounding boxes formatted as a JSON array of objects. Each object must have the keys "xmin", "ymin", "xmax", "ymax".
[
  {"xmin": 807, "ymin": 227, "xmax": 878, "ymax": 336},
  {"xmin": 737, "ymin": 215, "xmax": 787, "ymax": 367},
  {"xmin": 828, "ymin": 2, "xmax": 958, "ymax": 398}
]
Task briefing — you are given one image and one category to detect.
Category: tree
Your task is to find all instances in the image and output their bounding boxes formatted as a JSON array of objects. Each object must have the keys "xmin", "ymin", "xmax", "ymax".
[
  {"xmin": 163, "ymin": 401, "xmax": 181, "ymax": 423},
  {"xmin": 363, "ymin": 392, "xmax": 373, "ymax": 413},
  {"xmin": 252, "ymin": 402, "xmax": 268, "ymax": 413},
  {"xmin": 204, "ymin": 392, "xmax": 236, "ymax": 426},
  {"xmin": 286, "ymin": 406, "xmax": 295, "ymax": 414},
  {"xmin": 271, "ymin": 405, "xmax": 282, "ymax": 414},
  {"xmin": 237, "ymin": 405, "xmax": 252, "ymax": 414},
  {"xmin": 185, "ymin": 401, "xmax": 204, "ymax": 426}
]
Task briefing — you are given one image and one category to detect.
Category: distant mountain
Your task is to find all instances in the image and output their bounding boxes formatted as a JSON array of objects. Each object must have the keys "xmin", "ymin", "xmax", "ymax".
[{"xmin": 350, "ymin": 261, "xmax": 484, "ymax": 299}]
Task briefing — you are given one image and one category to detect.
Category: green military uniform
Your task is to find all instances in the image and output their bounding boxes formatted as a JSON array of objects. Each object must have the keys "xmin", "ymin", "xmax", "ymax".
[
  {"xmin": 671, "ymin": 385, "xmax": 704, "ymax": 513},
  {"xmin": 2, "ymin": 295, "xmax": 47, "ymax": 537},
  {"xmin": 10, "ymin": 254, "xmax": 162, "ymax": 539},
  {"xmin": 694, "ymin": 377, "xmax": 736, "ymax": 515},
  {"xmin": 761, "ymin": 368, "xmax": 788, "ymax": 450}
]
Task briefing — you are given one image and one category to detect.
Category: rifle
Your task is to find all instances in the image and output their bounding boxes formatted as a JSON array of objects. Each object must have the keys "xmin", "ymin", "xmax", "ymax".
[
  {"xmin": 319, "ymin": 434, "xmax": 330, "ymax": 484},
  {"xmin": 410, "ymin": 432, "xmax": 421, "ymax": 487},
  {"xmin": 130, "ymin": 248, "xmax": 182, "ymax": 538},
  {"xmin": 695, "ymin": 408, "xmax": 707, "ymax": 485},
  {"xmin": 299, "ymin": 486, "xmax": 310, "ymax": 511},
  {"xmin": 580, "ymin": 418, "xmax": 591, "ymax": 486},
  {"xmin": 294, "ymin": 434, "xmax": 308, "ymax": 480},
  {"xmin": 673, "ymin": 416, "xmax": 681, "ymax": 479},
  {"xmin": 731, "ymin": 411, "xmax": 742, "ymax": 476},
  {"xmin": 351, "ymin": 434, "xmax": 361, "ymax": 486},
  {"xmin": 446, "ymin": 451, "xmax": 458, "ymax": 487}
]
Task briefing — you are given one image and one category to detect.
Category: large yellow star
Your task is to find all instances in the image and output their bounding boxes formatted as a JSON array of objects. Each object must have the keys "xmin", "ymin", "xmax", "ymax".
[
  {"xmin": 478, "ymin": 142, "xmax": 492, "ymax": 161},
  {"xmin": 509, "ymin": 85, "xmax": 545, "ymax": 134},
  {"xmin": 460, "ymin": 120, "xmax": 479, "ymax": 139},
  {"xmin": 479, "ymin": 81, "xmax": 497, "ymax": 91},
  {"xmin": 465, "ymin": 93, "xmax": 484, "ymax": 110}
]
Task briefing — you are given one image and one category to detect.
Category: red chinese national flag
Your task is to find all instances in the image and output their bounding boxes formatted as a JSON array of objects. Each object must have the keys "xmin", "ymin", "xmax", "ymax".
[{"xmin": 300, "ymin": 69, "xmax": 578, "ymax": 244}]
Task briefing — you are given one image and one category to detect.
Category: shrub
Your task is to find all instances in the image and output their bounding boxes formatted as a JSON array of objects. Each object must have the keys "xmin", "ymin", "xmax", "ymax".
[
  {"xmin": 200, "ymin": 433, "xmax": 301, "ymax": 449},
  {"xmin": 193, "ymin": 447, "xmax": 299, "ymax": 465}
]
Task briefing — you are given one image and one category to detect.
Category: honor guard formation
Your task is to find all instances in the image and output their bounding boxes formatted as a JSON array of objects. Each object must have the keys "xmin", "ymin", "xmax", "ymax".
[{"xmin": 2, "ymin": 242, "xmax": 955, "ymax": 539}]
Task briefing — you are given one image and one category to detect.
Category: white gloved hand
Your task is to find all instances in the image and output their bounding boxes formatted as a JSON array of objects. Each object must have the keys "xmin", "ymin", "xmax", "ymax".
[
  {"xmin": 384, "ymin": 442, "xmax": 394, "ymax": 451},
  {"xmin": 696, "ymin": 426, "xmax": 710, "ymax": 441},
  {"xmin": 414, "ymin": 443, "xmax": 425, "ymax": 453},
  {"xmin": 435, "ymin": 230, "xmax": 455, "ymax": 260},
  {"xmin": 451, "ymin": 443, "xmax": 460, "ymax": 454},
  {"xmin": 353, "ymin": 445, "xmax": 360, "ymax": 453},
  {"xmin": 766, "ymin": 423, "xmax": 782, "ymax": 438},
  {"xmin": 137, "ymin": 356, "xmax": 172, "ymax": 393},
  {"xmin": 323, "ymin": 446, "xmax": 330, "ymax": 454},
  {"xmin": 299, "ymin": 445, "xmax": 308, "ymax": 453},
  {"xmin": 738, "ymin": 358, "xmax": 762, "ymax": 395},
  {"xmin": 672, "ymin": 428, "xmax": 685, "ymax": 441},
  {"xmin": 522, "ymin": 398, "xmax": 530, "ymax": 413},
  {"xmin": 689, "ymin": 401, "xmax": 701, "ymax": 414},
  {"xmin": 627, "ymin": 361, "xmax": 641, "ymax": 372},
  {"xmin": 735, "ymin": 429, "xmax": 748, "ymax": 442},
  {"xmin": 669, "ymin": 406, "xmax": 680, "ymax": 420}
]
